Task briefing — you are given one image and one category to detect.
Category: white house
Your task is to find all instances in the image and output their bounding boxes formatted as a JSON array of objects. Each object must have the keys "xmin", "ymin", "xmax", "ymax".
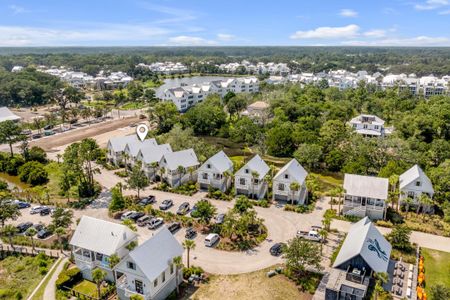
[
  {"xmin": 0, "ymin": 107, "xmax": 21, "ymax": 123},
  {"xmin": 349, "ymin": 114, "xmax": 390, "ymax": 137},
  {"xmin": 234, "ymin": 155, "xmax": 270, "ymax": 199},
  {"xmin": 399, "ymin": 164, "xmax": 434, "ymax": 204},
  {"xmin": 343, "ymin": 174, "xmax": 389, "ymax": 220},
  {"xmin": 159, "ymin": 149, "xmax": 200, "ymax": 187},
  {"xmin": 123, "ymin": 138, "xmax": 158, "ymax": 166},
  {"xmin": 135, "ymin": 144, "xmax": 173, "ymax": 180},
  {"xmin": 197, "ymin": 150, "xmax": 233, "ymax": 192},
  {"xmin": 115, "ymin": 227, "xmax": 184, "ymax": 300},
  {"xmin": 272, "ymin": 159, "xmax": 308, "ymax": 204},
  {"xmin": 69, "ymin": 216, "xmax": 138, "ymax": 282},
  {"xmin": 107, "ymin": 135, "xmax": 140, "ymax": 165}
]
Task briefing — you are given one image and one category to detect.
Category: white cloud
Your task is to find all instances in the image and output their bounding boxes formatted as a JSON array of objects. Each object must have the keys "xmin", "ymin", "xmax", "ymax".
[
  {"xmin": 8, "ymin": 4, "xmax": 27, "ymax": 14},
  {"xmin": 138, "ymin": 3, "xmax": 197, "ymax": 24},
  {"xmin": 339, "ymin": 9, "xmax": 358, "ymax": 17},
  {"xmin": 290, "ymin": 24, "xmax": 360, "ymax": 39},
  {"xmin": 168, "ymin": 35, "xmax": 216, "ymax": 45},
  {"xmin": 217, "ymin": 33, "xmax": 235, "ymax": 41},
  {"xmin": 364, "ymin": 29, "xmax": 386, "ymax": 38},
  {"xmin": 438, "ymin": 8, "xmax": 450, "ymax": 13},
  {"xmin": 342, "ymin": 36, "xmax": 450, "ymax": 46},
  {"xmin": 0, "ymin": 25, "xmax": 169, "ymax": 46},
  {"xmin": 415, "ymin": 0, "xmax": 449, "ymax": 10}
]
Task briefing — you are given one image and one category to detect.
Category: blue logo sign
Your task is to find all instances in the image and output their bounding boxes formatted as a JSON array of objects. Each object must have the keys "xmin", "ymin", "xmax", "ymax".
[{"xmin": 367, "ymin": 238, "xmax": 388, "ymax": 262}]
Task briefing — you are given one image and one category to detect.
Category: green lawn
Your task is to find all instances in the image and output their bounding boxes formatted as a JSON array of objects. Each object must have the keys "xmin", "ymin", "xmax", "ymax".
[
  {"xmin": 120, "ymin": 102, "xmax": 147, "ymax": 110},
  {"xmin": 44, "ymin": 161, "xmax": 78, "ymax": 202},
  {"xmin": 0, "ymin": 254, "xmax": 54, "ymax": 300},
  {"xmin": 31, "ymin": 257, "xmax": 64, "ymax": 300},
  {"xmin": 422, "ymin": 248, "xmax": 450, "ymax": 292},
  {"xmin": 73, "ymin": 280, "xmax": 99, "ymax": 298}
]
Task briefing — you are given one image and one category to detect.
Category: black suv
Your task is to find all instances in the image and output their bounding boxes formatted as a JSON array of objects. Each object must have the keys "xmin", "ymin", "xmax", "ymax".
[
  {"xmin": 167, "ymin": 222, "xmax": 181, "ymax": 234},
  {"xmin": 16, "ymin": 222, "xmax": 33, "ymax": 233},
  {"xmin": 270, "ymin": 243, "xmax": 285, "ymax": 256},
  {"xmin": 37, "ymin": 228, "xmax": 52, "ymax": 239},
  {"xmin": 40, "ymin": 207, "xmax": 51, "ymax": 216},
  {"xmin": 138, "ymin": 195, "xmax": 156, "ymax": 206}
]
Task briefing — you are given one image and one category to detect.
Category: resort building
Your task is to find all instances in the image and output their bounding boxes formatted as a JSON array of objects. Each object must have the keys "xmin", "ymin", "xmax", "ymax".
[
  {"xmin": 197, "ymin": 150, "xmax": 234, "ymax": 192},
  {"xmin": 399, "ymin": 164, "xmax": 434, "ymax": 205},
  {"xmin": 159, "ymin": 149, "xmax": 200, "ymax": 187},
  {"xmin": 234, "ymin": 155, "xmax": 270, "ymax": 199},
  {"xmin": 272, "ymin": 159, "xmax": 308, "ymax": 204}
]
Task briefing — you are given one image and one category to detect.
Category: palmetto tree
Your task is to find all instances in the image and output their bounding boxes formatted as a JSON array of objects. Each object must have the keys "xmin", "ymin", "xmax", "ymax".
[
  {"xmin": 374, "ymin": 272, "xmax": 389, "ymax": 300},
  {"xmin": 187, "ymin": 166, "xmax": 195, "ymax": 182},
  {"xmin": 177, "ymin": 165, "xmax": 185, "ymax": 186},
  {"xmin": 92, "ymin": 268, "xmax": 107, "ymax": 300},
  {"xmin": 55, "ymin": 227, "xmax": 66, "ymax": 253},
  {"xmin": 107, "ymin": 253, "xmax": 120, "ymax": 280},
  {"xmin": 25, "ymin": 227, "xmax": 37, "ymax": 252},
  {"xmin": 182, "ymin": 239, "xmax": 196, "ymax": 268},
  {"xmin": 223, "ymin": 170, "xmax": 233, "ymax": 189},
  {"xmin": 150, "ymin": 162, "xmax": 158, "ymax": 181},
  {"xmin": 418, "ymin": 193, "xmax": 433, "ymax": 219},
  {"xmin": 173, "ymin": 256, "xmax": 183, "ymax": 296},
  {"xmin": 250, "ymin": 171, "xmax": 259, "ymax": 199},
  {"xmin": 264, "ymin": 174, "xmax": 272, "ymax": 201},
  {"xmin": 122, "ymin": 152, "xmax": 130, "ymax": 172},
  {"xmin": 289, "ymin": 182, "xmax": 300, "ymax": 205},
  {"xmin": 389, "ymin": 174, "xmax": 400, "ymax": 211},
  {"xmin": 2, "ymin": 224, "xmax": 17, "ymax": 249},
  {"xmin": 32, "ymin": 117, "xmax": 44, "ymax": 134},
  {"xmin": 80, "ymin": 107, "xmax": 92, "ymax": 125},
  {"xmin": 336, "ymin": 186, "xmax": 345, "ymax": 216},
  {"xmin": 318, "ymin": 228, "xmax": 328, "ymax": 255}
]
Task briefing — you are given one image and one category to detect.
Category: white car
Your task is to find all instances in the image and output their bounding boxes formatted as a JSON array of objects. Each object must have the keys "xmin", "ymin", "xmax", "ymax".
[
  {"xmin": 30, "ymin": 206, "xmax": 46, "ymax": 215},
  {"xmin": 121, "ymin": 211, "xmax": 136, "ymax": 221},
  {"xmin": 204, "ymin": 233, "xmax": 220, "ymax": 247}
]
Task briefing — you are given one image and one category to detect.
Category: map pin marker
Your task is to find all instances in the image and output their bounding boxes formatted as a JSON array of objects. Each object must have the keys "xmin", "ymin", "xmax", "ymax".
[{"xmin": 136, "ymin": 124, "xmax": 148, "ymax": 142}]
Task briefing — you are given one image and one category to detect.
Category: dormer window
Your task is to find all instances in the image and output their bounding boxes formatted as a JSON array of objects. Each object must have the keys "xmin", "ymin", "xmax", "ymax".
[
  {"xmin": 127, "ymin": 261, "xmax": 136, "ymax": 270},
  {"xmin": 416, "ymin": 181, "xmax": 421, "ymax": 187},
  {"xmin": 245, "ymin": 169, "xmax": 249, "ymax": 174},
  {"xmin": 207, "ymin": 164, "xmax": 211, "ymax": 169},
  {"xmin": 284, "ymin": 174, "xmax": 289, "ymax": 179}
]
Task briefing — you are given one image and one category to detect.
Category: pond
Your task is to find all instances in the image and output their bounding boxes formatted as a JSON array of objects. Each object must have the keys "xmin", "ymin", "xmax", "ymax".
[
  {"xmin": 155, "ymin": 76, "xmax": 228, "ymax": 98},
  {"xmin": 0, "ymin": 172, "xmax": 30, "ymax": 190}
]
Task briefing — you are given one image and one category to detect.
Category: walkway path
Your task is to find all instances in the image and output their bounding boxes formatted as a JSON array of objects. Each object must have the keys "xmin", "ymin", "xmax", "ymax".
[
  {"xmin": 26, "ymin": 256, "xmax": 65, "ymax": 300},
  {"xmin": 42, "ymin": 257, "xmax": 68, "ymax": 300}
]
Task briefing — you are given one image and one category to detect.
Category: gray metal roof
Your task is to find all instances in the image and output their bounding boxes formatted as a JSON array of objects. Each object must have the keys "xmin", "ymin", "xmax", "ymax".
[
  {"xmin": 235, "ymin": 154, "xmax": 270, "ymax": 179},
  {"xmin": 125, "ymin": 138, "xmax": 158, "ymax": 157},
  {"xmin": 0, "ymin": 107, "xmax": 21, "ymax": 122},
  {"xmin": 138, "ymin": 144, "xmax": 173, "ymax": 164},
  {"xmin": 162, "ymin": 148, "xmax": 199, "ymax": 170},
  {"xmin": 69, "ymin": 216, "xmax": 137, "ymax": 256},
  {"xmin": 202, "ymin": 150, "xmax": 233, "ymax": 173},
  {"xmin": 399, "ymin": 164, "xmax": 434, "ymax": 194},
  {"xmin": 344, "ymin": 174, "xmax": 389, "ymax": 200},
  {"xmin": 273, "ymin": 158, "xmax": 308, "ymax": 183},
  {"xmin": 128, "ymin": 227, "xmax": 183, "ymax": 281},
  {"xmin": 333, "ymin": 217, "xmax": 392, "ymax": 273},
  {"xmin": 108, "ymin": 135, "xmax": 139, "ymax": 153}
]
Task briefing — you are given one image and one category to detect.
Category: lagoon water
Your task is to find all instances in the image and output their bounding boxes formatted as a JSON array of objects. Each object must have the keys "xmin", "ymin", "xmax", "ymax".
[{"xmin": 155, "ymin": 76, "xmax": 228, "ymax": 98}]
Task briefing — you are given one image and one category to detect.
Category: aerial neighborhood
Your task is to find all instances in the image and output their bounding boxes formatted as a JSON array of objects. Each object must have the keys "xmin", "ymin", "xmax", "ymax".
[{"xmin": 0, "ymin": 29, "xmax": 449, "ymax": 300}]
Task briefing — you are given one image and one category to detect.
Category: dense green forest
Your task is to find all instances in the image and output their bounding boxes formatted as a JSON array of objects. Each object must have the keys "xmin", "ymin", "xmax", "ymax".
[{"xmin": 1, "ymin": 47, "xmax": 450, "ymax": 76}]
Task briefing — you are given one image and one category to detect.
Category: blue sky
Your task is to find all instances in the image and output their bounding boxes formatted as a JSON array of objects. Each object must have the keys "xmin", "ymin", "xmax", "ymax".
[{"xmin": 0, "ymin": 0, "xmax": 449, "ymax": 46}]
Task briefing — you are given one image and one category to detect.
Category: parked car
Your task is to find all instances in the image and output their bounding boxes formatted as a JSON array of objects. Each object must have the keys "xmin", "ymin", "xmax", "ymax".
[
  {"xmin": 137, "ymin": 215, "xmax": 152, "ymax": 227},
  {"xmin": 37, "ymin": 228, "xmax": 52, "ymax": 239},
  {"xmin": 215, "ymin": 213, "xmax": 225, "ymax": 224},
  {"xmin": 44, "ymin": 130, "xmax": 55, "ymax": 136},
  {"xmin": 148, "ymin": 217, "xmax": 164, "ymax": 230},
  {"xmin": 270, "ymin": 243, "xmax": 285, "ymax": 256},
  {"xmin": 297, "ymin": 230, "xmax": 323, "ymax": 242},
  {"xmin": 21, "ymin": 129, "xmax": 32, "ymax": 136},
  {"xmin": 204, "ymin": 233, "xmax": 220, "ymax": 247},
  {"xmin": 177, "ymin": 202, "xmax": 190, "ymax": 215},
  {"xmin": 30, "ymin": 206, "xmax": 47, "ymax": 214},
  {"xmin": 13, "ymin": 200, "xmax": 31, "ymax": 209},
  {"xmin": 16, "ymin": 222, "xmax": 33, "ymax": 233},
  {"xmin": 159, "ymin": 199, "xmax": 173, "ymax": 210},
  {"xmin": 40, "ymin": 207, "xmax": 51, "ymax": 216},
  {"xmin": 121, "ymin": 211, "xmax": 136, "ymax": 221},
  {"xmin": 32, "ymin": 133, "xmax": 42, "ymax": 139},
  {"xmin": 129, "ymin": 212, "xmax": 145, "ymax": 222},
  {"xmin": 43, "ymin": 125, "xmax": 53, "ymax": 130},
  {"xmin": 185, "ymin": 227, "xmax": 197, "ymax": 239},
  {"xmin": 32, "ymin": 223, "xmax": 44, "ymax": 231},
  {"xmin": 167, "ymin": 222, "xmax": 181, "ymax": 234},
  {"xmin": 138, "ymin": 195, "xmax": 156, "ymax": 206}
]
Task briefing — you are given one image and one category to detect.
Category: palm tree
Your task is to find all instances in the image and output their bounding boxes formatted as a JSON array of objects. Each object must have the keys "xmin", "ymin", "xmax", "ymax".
[
  {"xmin": 336, "ymin": 186, "xmax": 345, "ymax": 215},
  {"xmin": 403, "ymin": 196, "xmax": 413, "ymax": 217},
  {"xmin": 187, "ymin": 166, "xmax": 195, "ymax": 182},
  {"xmin": 328, "ymin": 188, "xmax": 337, "ymax": 211},
  {"xmin": 150, "ymin": 162, "xmax": 158, "ymax": 181},
  {"xmin": 32, "ymin": 117, "xmax": 43, "ymax": 134},
  {"xmin": 418, "ymin": 193, "xmax": 433, "ymax": 219},
  {"xmin": 374, "ymin": 272, "xmax": 389, "ymax": 300},
  {"xmin": 177, "ymin": 165, "xmax": 185, "ymax": 186},
  {"xmin": 250, "ymin": 171, "xmax": 259, "ymax": 199},
  {"xmin": 56, "ymin": 153, "xmax": 62, "ymax": 163},
  {"xmin": 107, "ymin": 253, "xmax": 120, "ymax": 280},
  {"xmin": 389, "ymin": 174, "xmax": 400, "ymax": 211},
  {"xmin": 92, "ymin": 268, "xmax": 107, "ymax": 300},
  {"xmin": 264, "ymin": 174, "xmax": 272, "ymax": 201},
  {"xmin": 122, "ymin": 153, "xmax": 130, "ymax": 172},
  {"xmin": 25, "ymin": 227, "xmax": 37, "ymax": 252},
  {"xmin": 173, "ymin": 256, "xmax": 183, "ymax": 296},
  {"xmin": 305, "ymin": 174, "xmax": 319, "ymax": 204},
  {"xmin": 223, "ymin": 170, "xmax": 233, "ymax": 189},
  {"xmin": 182, "ymin": 239, "xmax": 196, "ymax": 268},
  {"xmin": 318, "ymin": 228, "xmax": 328, "ymax": 255},
  {"xmin": 159, "ymin": 167, "xmax": 166, "ymax": 183},
  {"xmin": 55, "ymin": 227, "xmax": 66, "ymax": 253},
  {"xmin": 289, "ymin": 182, "xmax": 300, "ymax": 205},
  {"xmin": 2, "ymin": 225, "xmax": 17, "ymax": 249}
]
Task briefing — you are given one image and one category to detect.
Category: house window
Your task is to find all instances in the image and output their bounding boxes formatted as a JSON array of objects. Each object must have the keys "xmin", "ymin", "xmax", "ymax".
[
  {"xmin": 154, "ymin": 278, "xmax": 158, "ymax": 288},
  {"xmin": 162, "ymin": 271, "xmax": 166, "ymax": 283},
  {"xmin": 135, "ymin": 280, "xmax": 143, "ymax": 294},
  {"xmin": 253, "ymin": 179, "xmax": 259, "ymax": 184},
  {"xmin": 278, "ymin": 183, "xmax": 285, "ymax": 191},
  {"xmin": 374, "ymin": 125, "xmax": 379, "ymax": 130},
  {"xmin": 202, "ymin": 173, "xmax": 208, "ymax": 180},
  {"xmin": 239, "ymin": 178, "xmax": 246, "ymax": 185},
  {"xmin": 170, "ymin": 264, "xmax": 174, "ymax": 274},
  {"xmin": 207, "ymin": 164, "xmax": 211, "ymax": 169},
  {"xmin": 408, "ymin": 191, "xmax": 415, "ymax": 198},
  {"xmin": 245, "ymin": 169, "xmax": 249, "ymax": 174},
  {"xmin": 127, "ymin": 261, "xmax": 136, "ymax": 270},
  {"xmin": 416, "ymin": 181, "xmax": 421, "ymax": 187},
  {"xmin": 363, "ymin": 124, "xmax": 368, "ymax": 129},
  {"xmin": 284, "ymin": 174, "xmax": 289, "ymax": 179}
]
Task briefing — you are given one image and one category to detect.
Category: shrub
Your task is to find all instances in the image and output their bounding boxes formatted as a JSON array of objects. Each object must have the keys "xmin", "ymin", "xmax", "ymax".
[
  {"xmin": 114, "ymin": 170, "xmax": 128, "ymax": 178},
  {"xmin": 182, "ymin": 266, "xmax": 204, "ymax": 279},
  {"xmin": 27, "ymin": 146, "xmax": 48, "ymax": 164},
  {"xmin": 250, "ymin": 199, "xmax": 270, "ymax": 208},
  {"xmin": 18, "ymin": 161, "xmax": 49, "ymax": 186},
  {"xmin": 56, "ymin": 267, "xmax": 81, "ymax": 289},
  {"xmin": 2, "ymin": 155, "xmax": 25, "ymax": 175},
  {"xmin": 376, "ymin": 220, "xmax": 393, "ymax": 228},
  {"xmin": 39, "ymin": 266, "xmax": 48, "ymax": 275}
]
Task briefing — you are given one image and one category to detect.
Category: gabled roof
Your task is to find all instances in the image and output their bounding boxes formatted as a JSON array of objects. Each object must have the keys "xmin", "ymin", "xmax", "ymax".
[
  {"xmin": 236, "ymin": 154, "xmax": 270, "ymax": 179},
  {"xmin": 125, "ymin": 138, "xmax": 158, "ymax": 157},
  {"xmin": 344, "ymin": 174, "xmax": 389, "ymax": 200},
  {"xmin": 108, "ymin": 135, "xmax": 139, "ymax": 153},
  {"xmin": 69, "ymin": 216, "xmax": 137, "ymax": 256},
  {"xmin": 333, "ymin": 217, "xmax": 391, "ymax": 273},
  {"xmin": 0, "ymin": 107, "xmax": 21, "ymax": 122},
  {"xmin": 399, "ymin": 164, "xmax": 434, "ymax": 193},
  {"xmin": 273, "ymin": 158, "xmax": 308, "ymax": 184},
  {"xmin": 128, "ymin": 227, "xmax": 183, "ymax": 281},
  {"xmin": 162, "ymin": 149, "xmax": 199, "ymax": 170},
  {"xmin": 138, "ymin": 144, "xmax": 173, "ymax": 164},
  {"xmin": 350, "ymin": 114, "xmax": 385, "ymax": 126},
  {"xmin": 202, "ymin": 150, "xmax": 233, "ymax": 173}
]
